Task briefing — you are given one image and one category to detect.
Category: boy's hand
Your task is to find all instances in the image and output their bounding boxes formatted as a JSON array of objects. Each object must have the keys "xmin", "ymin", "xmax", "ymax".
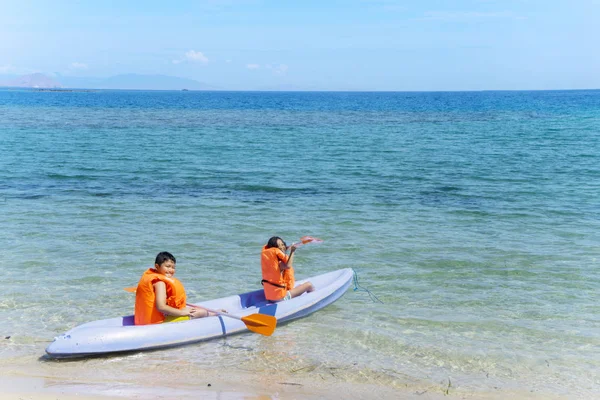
[{"xmin": 188, "ymin": 308, "xmax": 205, "ymax": 319}]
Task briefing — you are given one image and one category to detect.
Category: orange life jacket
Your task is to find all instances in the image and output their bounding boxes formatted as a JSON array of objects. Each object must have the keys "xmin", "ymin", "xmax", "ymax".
[
  {"xmin": 261, "ymin": 246, "xmax": 294, "ymax": 301},
  {"xmin": 134, "ymin": 268, "xmax": 187, "ymax": 325},
  {"xmin": 283, "ymin": 267, "xmax": 295, "ymax": 291}
]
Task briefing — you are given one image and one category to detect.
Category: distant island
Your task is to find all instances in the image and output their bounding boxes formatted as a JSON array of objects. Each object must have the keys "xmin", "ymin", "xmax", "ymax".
[
  {"xmin": 34, "ymin": 88, "xmax": 96, "ymax": 92},
  {"xmin": 2, "ymin": 73, "xmax": 62, "ymax": 89},
  {"xmin": 0, "ymin": 73, "xmax": 216, "ymax": 91}
]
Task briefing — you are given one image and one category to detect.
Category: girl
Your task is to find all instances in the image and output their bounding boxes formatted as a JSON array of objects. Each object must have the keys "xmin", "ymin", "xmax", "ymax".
[{"xmin": 261, "ymin": 236, "xmax": 315, "ymax": 302}]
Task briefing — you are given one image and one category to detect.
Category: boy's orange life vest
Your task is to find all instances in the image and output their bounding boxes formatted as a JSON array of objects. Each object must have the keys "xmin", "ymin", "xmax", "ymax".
[
  {"xmin": 134, "ymin": 268, "xmax": 187, "ymax": 325},
  {"xmin": 261, "ymin": 246, "xmax": 295, "ymax": 301}
]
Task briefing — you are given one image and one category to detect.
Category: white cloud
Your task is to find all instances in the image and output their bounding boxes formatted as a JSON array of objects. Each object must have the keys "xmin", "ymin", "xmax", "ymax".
[
  {"xmin": 173, "ymin": 50, "xmax": 209, "ymax": 65},
  {"xmin": 273, "ymin": 64, "xmax": 288, "ymax": 75},
  {"xmin": 247, "ymin": 63, "xmax": 288, "ymax": 74},
  {"xmin": 265, "ymin": 63, "xmax": 288, "ymax": 75},
  {"xmin": 360, "ymin": 0, "xmax": 405, "ymax": 12},
  {"xmin": 69, "ymin": 62, "xmax": 88, "ymax": 70},
  {"xmin": 422, "ymin": 11, "xmax": 521, "ymax": 21},
  {"xmin": 185, "ymin": 50, "xmax": 209, "ymax": 63},
  {"xmin": 0, "ymin": 64, "xmax": 17, "ymax": 73}
]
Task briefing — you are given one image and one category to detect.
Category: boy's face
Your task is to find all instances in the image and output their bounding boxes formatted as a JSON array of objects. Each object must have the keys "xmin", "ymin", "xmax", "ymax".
[{"xmin": 155, "ymin": 259, "xmax": 176, "ymax": 278}]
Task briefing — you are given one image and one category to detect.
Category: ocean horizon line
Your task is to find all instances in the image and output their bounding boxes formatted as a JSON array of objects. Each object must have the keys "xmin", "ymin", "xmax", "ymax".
[{"xmin": 1, "ymin": 86, "xmax": 599, "ymax": 94}]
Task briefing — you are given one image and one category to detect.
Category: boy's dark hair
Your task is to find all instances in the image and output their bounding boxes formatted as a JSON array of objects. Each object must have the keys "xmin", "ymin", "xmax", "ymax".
[
  {"xmin": 266, "ymin": 236, "xmax": 286, "ymax": 249},
  {"xmin": 155, "ymin": 251, "xmax": 176, "ymax": 265}
]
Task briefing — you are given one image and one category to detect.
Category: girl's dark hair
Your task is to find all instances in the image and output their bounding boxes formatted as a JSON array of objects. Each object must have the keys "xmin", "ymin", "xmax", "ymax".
[
  {"xmin": 155, "ymin": 251, "xmax": 176, "ymax": 265},
  {"xmin": 266, "ymin": 236, "xmax": 286, "ymax": 249}
]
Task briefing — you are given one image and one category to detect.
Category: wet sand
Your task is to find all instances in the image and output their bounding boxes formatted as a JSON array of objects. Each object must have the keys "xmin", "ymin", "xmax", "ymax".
[{"xmin": 0, "ymin": 370, "xmax": 571, "ymax": 400}]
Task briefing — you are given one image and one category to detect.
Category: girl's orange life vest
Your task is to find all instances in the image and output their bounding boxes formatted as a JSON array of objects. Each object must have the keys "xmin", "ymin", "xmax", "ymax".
[
  {"xmin": 134, "ymin": 268, "xmax": 187, "ymax": 325},
  {"xmin": 261, "ymin": 246, "xmax": 295, "ymax": 301}
]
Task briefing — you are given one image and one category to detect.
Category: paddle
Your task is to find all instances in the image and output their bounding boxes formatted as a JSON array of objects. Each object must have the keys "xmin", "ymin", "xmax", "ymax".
[
  {"xmin": 290, "ymin": 235, "xmax": 324, "ymax": 249},
  {"xmin": 122, "ymin": 287, "xmax": 276, "ymax": 336},
  {"xmin": 188, "ymin": 304, "xmax": 277, "ymax": 336}
]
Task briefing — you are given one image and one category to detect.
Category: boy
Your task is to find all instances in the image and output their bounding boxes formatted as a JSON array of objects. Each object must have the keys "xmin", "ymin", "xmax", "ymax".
[{"xmin": 134, "ymin": 251, "xmax": 215, "ymax": 325}]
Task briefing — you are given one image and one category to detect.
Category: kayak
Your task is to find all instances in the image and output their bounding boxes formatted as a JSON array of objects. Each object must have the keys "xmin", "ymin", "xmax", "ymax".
[{"xmin": 45, "ymin": 268, "xmax": 353, "ymax": 359}]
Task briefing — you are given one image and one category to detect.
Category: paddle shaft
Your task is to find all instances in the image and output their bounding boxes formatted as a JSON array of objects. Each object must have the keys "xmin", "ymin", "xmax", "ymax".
[{"xmin": 188, "ymin": 304, "xmax": 243, "ymax": 321}]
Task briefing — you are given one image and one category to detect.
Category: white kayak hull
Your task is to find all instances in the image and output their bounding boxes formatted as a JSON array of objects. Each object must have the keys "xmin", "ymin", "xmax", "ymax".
[{"xmin": 45, "ymin": 268, "xmax": 353, "ymax": 359}]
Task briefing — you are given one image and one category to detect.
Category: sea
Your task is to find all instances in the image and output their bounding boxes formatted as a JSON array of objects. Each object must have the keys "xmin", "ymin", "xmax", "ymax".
[{"xmin": 0, "ymin": 88, "xmax": 598, "ymax": 399}]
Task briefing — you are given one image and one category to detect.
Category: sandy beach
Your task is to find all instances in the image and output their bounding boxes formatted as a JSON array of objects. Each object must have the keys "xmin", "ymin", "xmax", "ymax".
[
  {"xmin": 0, "ymin": 375, "xmax": 570, "ymax": 400},
  {"xmin": 0, "ymin": 364, "xmax": 412, "ymax": 400},
  {"xmin": 0, "ymin": 362, "xmax": 572, "ymax": 400}
]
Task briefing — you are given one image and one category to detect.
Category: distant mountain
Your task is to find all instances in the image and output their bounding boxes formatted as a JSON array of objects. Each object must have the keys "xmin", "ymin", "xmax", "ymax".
[
  {"xmin": 105, "ymin": 73, "xmax": 214, "ymax": 90},
  {"xmin": 0, "ymin": 73, "xmax": 216, "ymax": 91},
  {"xmin": 58, "ymin": 76, "xmax": 104, "ymax": 89},
  {"xmin": 62, "ymin": 74, "xmax": 216, "ymax": 90},
  {"xmin": 259, "ymin": 85, "xmax": 314, "ymax": 91},
  {"xmin": 2, "ymin": 73, "xmax": 62, "ymax": 88}
]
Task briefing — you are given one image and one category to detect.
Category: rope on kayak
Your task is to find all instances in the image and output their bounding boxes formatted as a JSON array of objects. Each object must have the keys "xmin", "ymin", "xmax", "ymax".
[{"xmin": 352, "ymin": 268, "xmax": 383, "ymax": 304}]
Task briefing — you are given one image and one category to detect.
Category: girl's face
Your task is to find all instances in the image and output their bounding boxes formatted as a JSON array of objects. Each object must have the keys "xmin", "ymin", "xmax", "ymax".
[
  {"xmin": 155, "ymin": 259, "xmax": 176, "ymax": 278},
  {"xmin": 276, "ymin": 239, "xmax": 287, "ymax": 253}
]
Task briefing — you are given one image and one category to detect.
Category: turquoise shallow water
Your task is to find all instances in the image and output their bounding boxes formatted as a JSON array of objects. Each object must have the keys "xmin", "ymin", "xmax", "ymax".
[{"xmin": 0, "ymin": 89, "xmax": 599, "ymax": 397}]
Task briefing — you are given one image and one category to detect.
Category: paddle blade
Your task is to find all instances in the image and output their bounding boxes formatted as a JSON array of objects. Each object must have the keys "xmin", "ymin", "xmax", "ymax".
[
  {"xmin": 124, "ymin": 287, "xmax": 136, "ymax": 293},
  {"xmin": 241, "ymin": 314, "xmax": 277, "ymax": 336},
  {"xmin": 300, "ymin": 235, "xmax": 323, "ymax": 244},
  {"xmin": 293, "ymin": 236, "xmax": 324, "ymax": 248}
]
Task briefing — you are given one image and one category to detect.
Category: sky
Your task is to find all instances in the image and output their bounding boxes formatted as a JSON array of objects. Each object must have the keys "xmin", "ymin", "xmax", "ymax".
[{"xmin": 1, "ymin": 0, "xmax": 599, "ymax": 91}]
